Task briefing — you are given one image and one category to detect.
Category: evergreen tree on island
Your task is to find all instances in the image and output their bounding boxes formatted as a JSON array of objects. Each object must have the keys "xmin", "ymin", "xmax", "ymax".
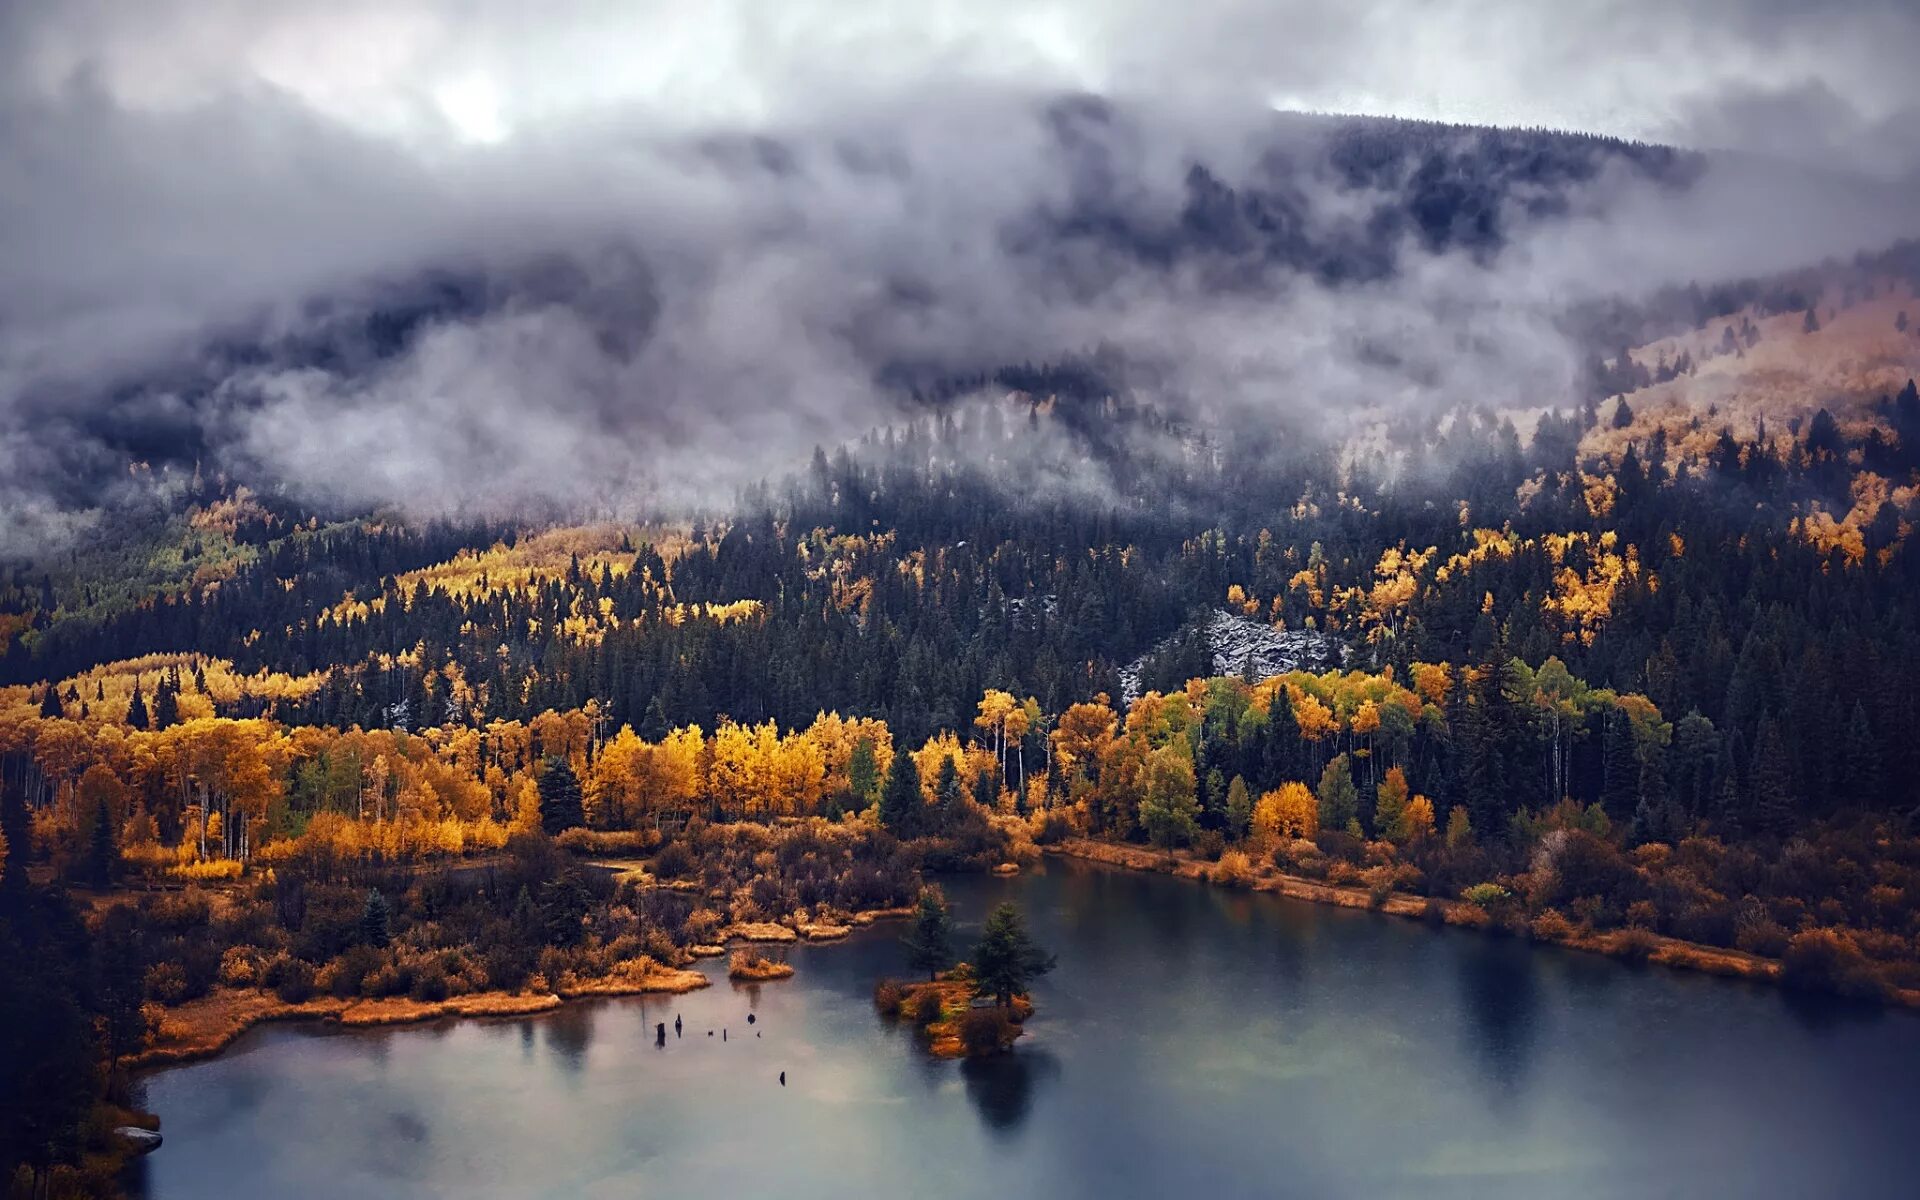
[
  {"xmin": 539, "ymin": 755, "xmax": 586, "ymax": 834},
  {"xmin": 901, "ymin": 886, "xmax": 956, "ymax": 980},
  {"xmin": 971, "ymin": 902, "xmax": 1055, "ymax": 1010}
]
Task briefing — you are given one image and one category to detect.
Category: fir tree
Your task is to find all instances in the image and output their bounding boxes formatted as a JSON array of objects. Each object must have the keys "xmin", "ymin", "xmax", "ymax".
[
  {"xmin": 85, "ymin": 798, "xmax": 116, "ymax": 889},
  {"xmin": 360, "ymin": 889, "xmax": 392, "ymax": 948},
  {"xmin": 125, "ymin": 684, "xmax": 149, "ymax": 731},
  {"xmin": 152, "ymin": 678, "xmax": 180, "ymax": 729},
  {"xmin": 901, "ymin": 887, "xmax": 955, "ymax": 981},
  {"xmin": 970, "ymin": 902, "xmax": 1055, "ymax": 1010},
  {"xmin": 1749, "ymin": 717, "xmax": 1795, "ymax": 836},
  {"xmin": 933, "ymin": 755, "xmax": 964, "ymax": 834},
  {"xmin": 878, "ymin": 749, "xmax": 923, "ymax": 838},
  {"xmin": 538, "ymin": 756, "xmax": 586, "ymax": 834}
]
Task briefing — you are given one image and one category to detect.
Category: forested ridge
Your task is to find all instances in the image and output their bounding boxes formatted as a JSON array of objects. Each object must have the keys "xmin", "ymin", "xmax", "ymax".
[{"xmin": 7, "ymin": 226, "xmax": 1920, "ymax": 1195}]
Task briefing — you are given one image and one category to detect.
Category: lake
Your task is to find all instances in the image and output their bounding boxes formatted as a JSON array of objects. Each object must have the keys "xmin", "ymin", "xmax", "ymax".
[{"xmin": 133, "ymin": 859, "xmax": 1920, "ymax": 1199}]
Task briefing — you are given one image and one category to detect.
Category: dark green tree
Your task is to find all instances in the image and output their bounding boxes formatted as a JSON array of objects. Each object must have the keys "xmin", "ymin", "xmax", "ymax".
[
  {"xmin": 152, "ymin": 678, "xmax": 180, "ymax": 729},
  {"xmin": 538, "ymin": 756, "xmax": 586, "ymax": 834},
  {"xmin": 125, "ymin": 684, "xmax": 150, "ymax": 731},
  {"xmin": 360, "ymin": 888, "xmax": 392, "ymax": 948},
  {"xmin": 85, "ymin": 797, "xmax": 116, "ymax": 889},
  {"xmin": 901, "ymin": 886, "xmax": 955, "ymax": 981},
  {"xmin": 878, "ymin": 749, "xmax": 923, "ymax": 838},
  {"xmin": 971, "ymin": 901, "xmax": 1055, "ymax": 1010},
  {"xmin": 933, "ymin": 754, "xmax": 964, "ymax": 834},
  {"xmin": 848, "ymin": 736, "xmax": 881, "ymax": 807}
]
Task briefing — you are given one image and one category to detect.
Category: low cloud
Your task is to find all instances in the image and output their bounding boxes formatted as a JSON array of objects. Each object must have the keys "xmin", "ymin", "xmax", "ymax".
[{"xmin": 1, "ymin": 1, "xmax": 1916, "ymax": 548}]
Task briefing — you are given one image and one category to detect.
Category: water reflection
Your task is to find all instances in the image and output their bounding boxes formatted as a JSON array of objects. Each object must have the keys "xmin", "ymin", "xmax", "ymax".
[
  {"xmin": 544, "ymin": 1004, "xmax": 593, "ymax": 1072},
  {"xmin": 137, "ymin": 861, "xmax": 1920, "ymax": 1200},
  {"xmin": 961, "ymin": 1049, "xmax": 1059, "ymax": 1137},
  {"xmin": 1454, "ymin": 936, "xmax": 1539, "ymax": 1101}
]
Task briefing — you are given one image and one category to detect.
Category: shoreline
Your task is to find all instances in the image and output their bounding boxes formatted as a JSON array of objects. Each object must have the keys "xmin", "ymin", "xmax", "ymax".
[
  {"xmin": 132, "ymin": 907, "xmax": 916, "ymax": 1072},
  {"xmin": 1045, "ymin": 838, "xmax": 1920, "ymax": 1011}
]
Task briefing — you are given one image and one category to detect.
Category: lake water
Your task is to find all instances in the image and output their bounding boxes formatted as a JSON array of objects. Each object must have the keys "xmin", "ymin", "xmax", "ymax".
[{"xmin": 134, "ymin": 860, "xmax": 1920, "ymax": 1199}]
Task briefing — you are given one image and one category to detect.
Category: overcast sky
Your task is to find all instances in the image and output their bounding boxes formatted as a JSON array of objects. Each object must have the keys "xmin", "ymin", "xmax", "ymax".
[
  {"xmin": 1, "ymin": 0, "xmax": 1916, "ymax": 544},
  {"xmin": 7, "ymin": 0, "xmax": 1916, "ymax": 162}
]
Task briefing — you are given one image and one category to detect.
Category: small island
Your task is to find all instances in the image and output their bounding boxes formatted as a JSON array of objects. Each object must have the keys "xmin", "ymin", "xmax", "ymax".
[
  {"xmin": 875, "ymin": 891, "xmax": 1053, "ymax": 1058},
  {"xmin": 728, "ymin": 947, "xmax": 795, "ymax": 981}
]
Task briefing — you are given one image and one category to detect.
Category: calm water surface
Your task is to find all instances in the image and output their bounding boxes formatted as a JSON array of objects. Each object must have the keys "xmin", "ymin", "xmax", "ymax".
[{"xmin": 135, "ymin": 861, "xmax": 1920, "ymax": 1199}]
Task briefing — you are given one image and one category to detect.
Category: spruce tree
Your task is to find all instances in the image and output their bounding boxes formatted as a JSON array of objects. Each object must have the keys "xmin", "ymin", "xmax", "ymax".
[
  {"xmin": 971, "ymin": 902, "xmax": 1055, "ymax": 1010},
  {"xmin": 1602, "ymin": 708, "xmax": 1639, "ymax": 818},
  {"xmin": 1749, "ymin": 718, "xmax": 1795, "ymax": 836},
  {"xmin": 125, "ymin": 684, "xmax": 149, "ymax": 731},
  {"xmin": 933, "ymin": 755, "xmax": 964, "ymax": 834},
  {"xmin": 901, "ymin": 887, "xmax": 955, "ymax": 981},
  {"xmin": 360, "ymin": 889, "xmax": 392, "ymax": 948},
  {"xmin": 86, "ymin": 798, "xmax": 116, "ymax": 888},
  {"xmin": 538, "ymin": 756, "xmax": 586, "ymax": 834},
  {"xmin": 878, "ymin": 750, "xmax": 922, "ymax": 838},
  {"xmin": 152, "ymin": 678, "xmax": 180, "ymax": 729},
  {"xmin": 38, "ymin": 685, "xmax": 62, "ymax": 719}
]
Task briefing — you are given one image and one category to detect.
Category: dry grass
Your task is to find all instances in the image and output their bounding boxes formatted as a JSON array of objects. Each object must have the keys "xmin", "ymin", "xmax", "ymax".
[
  {"xmin": 728, "ymin": 921, "xmax": 799, "ymax": 943},
  {"xmin": 337, "ymin": 992, "xmax": 564, "ymax": 1027},
  {"xmin": 728, "ymin": 948, "xmax": 795, "ymax": 981},
  {"xmin": 561, "ymin": 958, "xmax": 709, "ymax": 997},
  {"xmin": 874, "ymin": 972, "xmax": 1033, "ymax": 1058},
  {"xmin": 1044, "ymin": 838, "xmax": 1890, "ymax": 1001},
  {"xmin": 852, "ymin": 906, "xmax": 916, "ymax": 925}
]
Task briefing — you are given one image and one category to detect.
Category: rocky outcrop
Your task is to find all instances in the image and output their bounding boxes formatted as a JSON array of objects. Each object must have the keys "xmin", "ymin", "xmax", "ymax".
[{"xmin": 1120, "ymin": 609, "xmax": 1344, "ymax": 701}]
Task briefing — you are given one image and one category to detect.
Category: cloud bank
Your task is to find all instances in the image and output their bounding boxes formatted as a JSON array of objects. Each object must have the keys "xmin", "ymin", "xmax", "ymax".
[{"xmin": 1, "ymin": 0, "xmax": 1917, "ymax": 548}]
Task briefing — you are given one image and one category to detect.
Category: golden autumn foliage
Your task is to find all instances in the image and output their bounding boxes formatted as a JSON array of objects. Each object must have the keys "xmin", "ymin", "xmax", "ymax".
[{"xmin": 1253, "ymin": 782, "xmax": 1318, "ymax": 843}]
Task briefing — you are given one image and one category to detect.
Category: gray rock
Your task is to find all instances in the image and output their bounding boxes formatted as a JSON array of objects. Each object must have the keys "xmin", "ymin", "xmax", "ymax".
[
  {"xmin": 116, "ymin": 1126, "xmax": 163, "ymax": 1153},
  {"xmin": 1120, "ymin": 609, "xmax": 1345, "ymax": 702}
]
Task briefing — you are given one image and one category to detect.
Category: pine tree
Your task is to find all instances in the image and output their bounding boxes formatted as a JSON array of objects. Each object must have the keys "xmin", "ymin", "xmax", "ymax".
[
  {"xmin": 878, "ymin": 750, "xmax": 923, "ymax": 838},
  {"xmin": 1749, "ymin": 717, "xmax": 1795, "ymax": 836},
  {"xmin": 152, "ymin": 678, "xmax": 180, "ymax": 729},
  {"xmin": 971, "ymin": 902, "xmax": 1054, "ymax": 1010},
  {"xmin": 538, "ymin": 756, "xmax": 586, "ymax": 834},
  {"xmin": 125, "ymin": 684, "xmax": 149, "ymax": 731},
  {"xmin": 933, "ymin": 755, "xmax": 964, "ymax": 834},
  {"xmin": 1842, "ymin": 701, "xmax": 1883, "ymax": 806},
  {"xmin": 1602, "ymin": 708, "xmax": 1639, "ymax": 818},
  {"xmin": 86, "ymin": 798, "xmax": 116, "ymax": 888},
  {"xmin": 901, "ymin": 887, "xmax": 955, "ymax": 981},
  {"xmin": 360, "ymin": 889, "xmax": 392, "ymax": 948},
  {"xmin": 38, "ymin": 685, "xmax": 63, "ymax": 719}
]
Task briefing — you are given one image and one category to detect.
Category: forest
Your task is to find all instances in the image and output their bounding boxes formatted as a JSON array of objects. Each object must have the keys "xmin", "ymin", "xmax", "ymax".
[{"xmin": 6, "ymin": 233, "xmax": 1920, "ymax": 1194}]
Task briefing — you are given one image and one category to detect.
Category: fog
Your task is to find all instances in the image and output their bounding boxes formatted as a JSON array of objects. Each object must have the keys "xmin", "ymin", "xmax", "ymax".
[{"xmin": 2, "ymin": 0, "xmax": 1916, "ymax": 550}]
